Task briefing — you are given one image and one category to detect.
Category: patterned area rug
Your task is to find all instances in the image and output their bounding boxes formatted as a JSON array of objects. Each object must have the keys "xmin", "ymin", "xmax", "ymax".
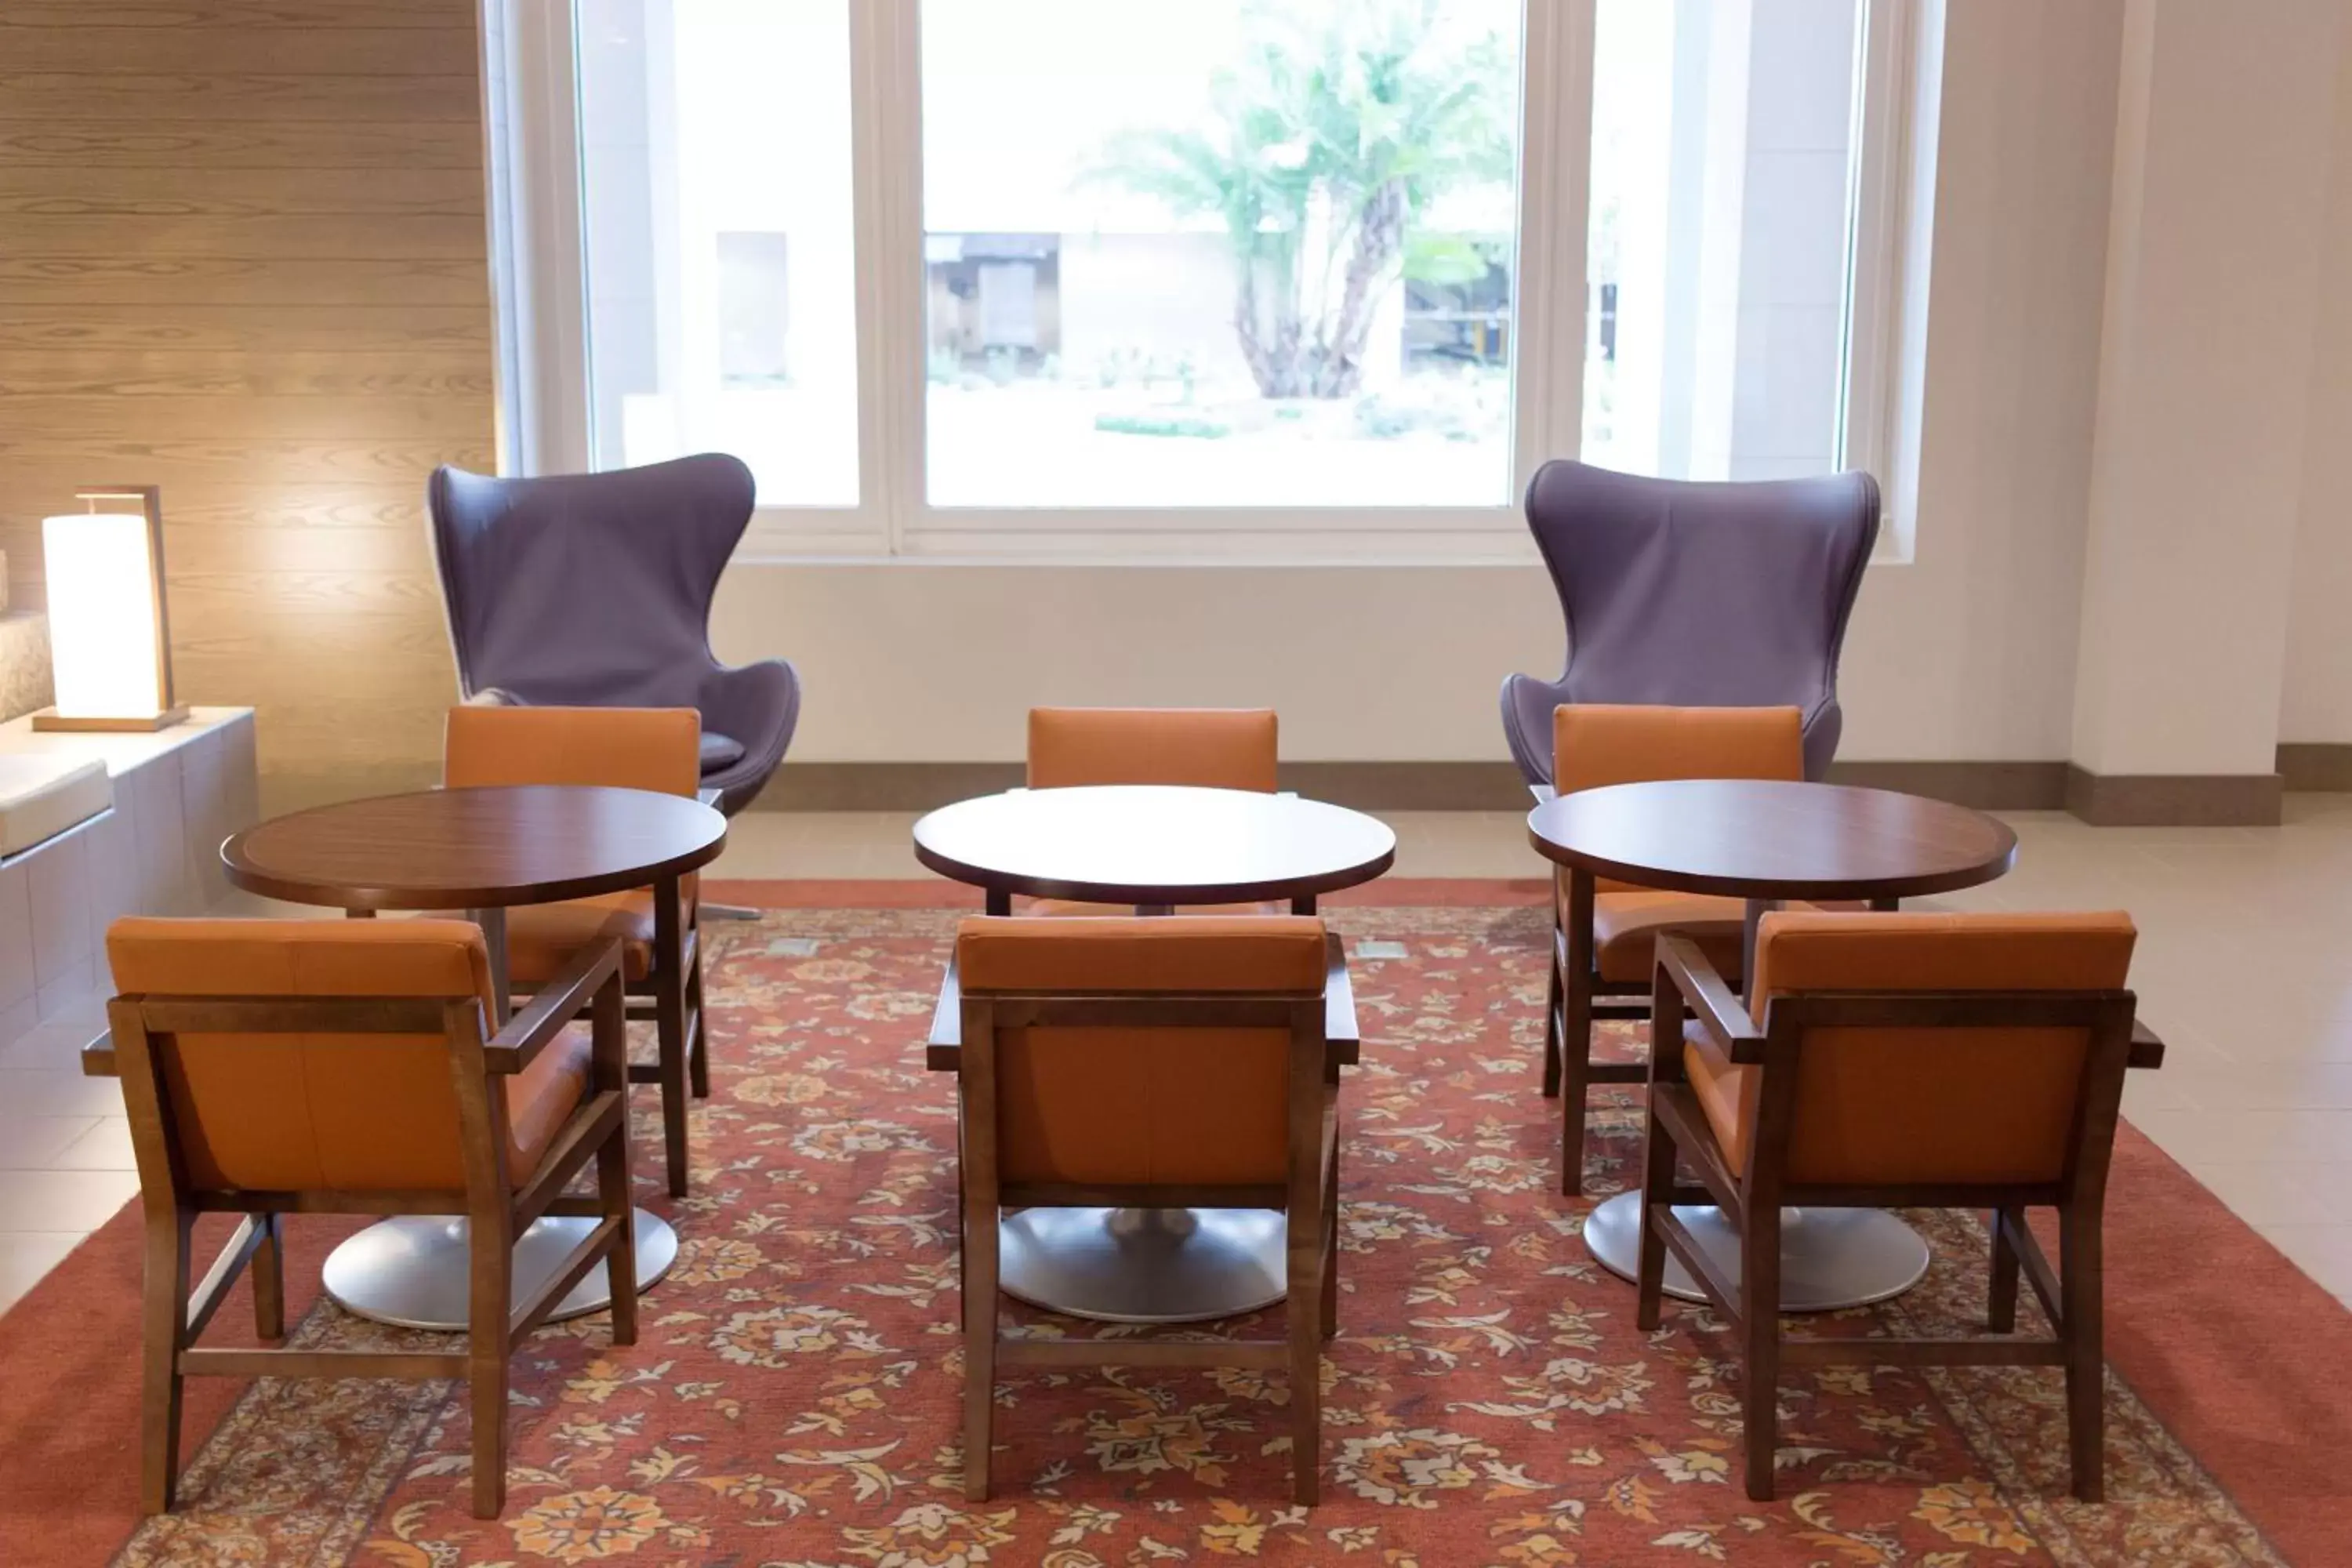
[{"xmin": 77, "ymin": 906, "xmax": 2296, "ymax": 1565}]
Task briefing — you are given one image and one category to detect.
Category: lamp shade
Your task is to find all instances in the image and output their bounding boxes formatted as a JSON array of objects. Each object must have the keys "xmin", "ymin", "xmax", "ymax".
[{"xmin": 42, "ymin": 505, "xmax": 176, "ymax": 725}]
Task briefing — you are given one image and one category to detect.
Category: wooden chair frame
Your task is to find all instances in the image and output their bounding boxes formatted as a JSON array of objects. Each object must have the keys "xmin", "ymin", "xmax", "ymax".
[
  {"xmin": 514, "ymin": 872, "xmax": 705, "ymax": 1199},
  {"xmin": 1544, "ymin": 867, "xmax": 1893, "ymax": 1196},
  {"xmin": 1636, "ymin": 931, "xmax": 2163, "ymax": 1503},
  {"xmin": 86, "ymin": 935, "xmax": 641, "ymax": 1521},
  {"xmin": 1544, "ymin": 864, "xmax": 1675, "ymax": 1196},
  {"xmin": 634, "ymin": 873, "xmax": 706, "ymax": 1199},
  {"xmin": 926, "ymin": 936, "xmax": 1359, "ymax": 1507}
]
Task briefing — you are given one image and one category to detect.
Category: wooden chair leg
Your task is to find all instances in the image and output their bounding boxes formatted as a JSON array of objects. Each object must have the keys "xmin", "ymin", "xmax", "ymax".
[
  {"xmin": 1287, "ymin": 1208, "xmax": 1324, "ymax": 1507},
  {"xmin": 252, "ymin": 1211, "xmax": 285, "ymax": 1343},
  {"xmin": 599, "ymin": 1121, "xmax": 640, "ymax": 1348},
  {"xmin": 655, "ymin": 965, "xmax": 691, "ymax": 1199},
  {"xmin": 2060, "ymin": 1204, "xmax": 2105, "ymax": 1503},
  {"xmin": 1634, "ymin": 1106, "xmax": 1678, "ymax": 1332},
  {"xmin": 1541, "ymin": 945, "xmax": 1563, "ymax": 1098},
  {"xmin": 1987, "ymin": 1205, "xmax": 2022, "ymax": 1334},
  {"xmin": 1558, "ymin": 874, "xmax": 1596, "ymax": 1197},
  {"xmin": 468, "ymin": 1220, "xmax": 514, "ymax": 1520},
  {"xmin": 1557, "ymin": 1006, "xmax": 1592, "ymax": 1197},
  {"xmin": 686, "ymin": 928, "xmax": 711, "ymax": 1100},
  {"xmin": 960, "ymin": 1196, "xmax": 998, "ymax": 1503},
  {"xmin": 1741, "ymin": 1206, "xmax": 1782, "ymax": 1503},
  {"xmin": 139, "ymin": 1207, "xmax": 194, "ymax": 1515},
  {"xmin": 1319, "ymin": 1142, "xmax": 1341, "ymax": 1341}
]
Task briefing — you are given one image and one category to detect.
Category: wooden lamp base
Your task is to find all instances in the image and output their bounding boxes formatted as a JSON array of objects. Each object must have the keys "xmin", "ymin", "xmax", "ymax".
[{"xmin": 32, "ymin": 706, "xmax": 189, "ymax": 734}]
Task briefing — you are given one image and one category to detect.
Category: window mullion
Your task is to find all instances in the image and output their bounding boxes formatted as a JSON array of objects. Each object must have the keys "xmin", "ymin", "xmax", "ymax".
[
  {"xmin": 1516, "ymin": 0, "xmax": 1599, "ymax": 488},
  {"xmin": 850, "ymin": 0, "xmax": 926, "ymax": 553}
]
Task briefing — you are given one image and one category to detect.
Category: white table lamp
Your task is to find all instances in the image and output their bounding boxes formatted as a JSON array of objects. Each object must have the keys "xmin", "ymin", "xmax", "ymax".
[{"xmin": 37, "ymin": 487, "xmax": 186, "ymax": 732}]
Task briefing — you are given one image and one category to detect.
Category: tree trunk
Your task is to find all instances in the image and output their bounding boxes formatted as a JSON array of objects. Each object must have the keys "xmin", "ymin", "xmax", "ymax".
[
  {"xmin": 1310, "ymin": 180, "xmax": 1408, "ymax": 398},
  {"xmin": 1233, "ymin": 241, "xmax": 1310, "ymax": 397}
]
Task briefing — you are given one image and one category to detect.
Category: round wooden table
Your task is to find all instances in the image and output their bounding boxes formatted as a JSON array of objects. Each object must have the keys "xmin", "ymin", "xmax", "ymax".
[
  {"xmin": 914, "ymin": 784, "xmax": 1396, "ymax": 1323},
  {"xmin": 221, "ymin": 785, "xmax": 729, "ymax": 1332},
  {"xmin": 1526, "ymin": 779, "xmax": 2017, "ymax": 1312},
  {"xmin": 915, "ymin": 783, "xmax": 1396, "ymax": 916}
]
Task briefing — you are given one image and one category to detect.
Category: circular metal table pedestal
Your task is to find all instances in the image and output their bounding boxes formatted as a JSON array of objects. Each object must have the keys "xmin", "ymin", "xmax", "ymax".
[
  {"xmin": 322, "ymin": 1208, "xmax": 679, "ymax": 1332},
  {"xmin": 1582, "ymin": 1192, "xmax": 1930, "ymax": 1312},
  {"xmin": 998, "ymin": 1207, "xmax": 1287, "ymax": 1324}
]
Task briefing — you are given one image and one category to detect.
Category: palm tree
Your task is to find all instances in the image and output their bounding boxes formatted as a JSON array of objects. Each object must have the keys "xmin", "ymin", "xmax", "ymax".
[{"xmin": 1089, "ymin": 0, "xmax": 1515, "ymax": 400}]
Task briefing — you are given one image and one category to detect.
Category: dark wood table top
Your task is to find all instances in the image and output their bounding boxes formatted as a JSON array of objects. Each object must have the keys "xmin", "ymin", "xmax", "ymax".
[
  {"xmin": 1526, "ymin": 779, "xmax": 2017, "ymax": 902},
  {"xmin": 220, "ymin": 786, "xmax": 728, "ymax": 911},
  {"xmin": 913, "ymin": 785, "xmax": 1396, "ymax": 906}
]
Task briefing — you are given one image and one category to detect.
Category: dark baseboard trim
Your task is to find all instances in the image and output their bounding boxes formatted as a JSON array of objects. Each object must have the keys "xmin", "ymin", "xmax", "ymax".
[
  {"xmin": 2063, "ymin": 766, "xmax": 2283, "ymax": 826},
  {"xmin": 1825, "ymin": 760, "xmax": 2069, "ymax": 811},
  {"xmin": 752, "ymin": 762, "xmax": 1025, "ymax": 812},
  {"xmin": 2277, "ymin": 743, "xmax": 2352, "ymax": 792},
  {"xmin": 750, "ymin": 760, "xmax": 1538, "ymax": 812},
  {"xmin": 752, "ymin": 759, "xmax": 2079, "ymax": 813}
]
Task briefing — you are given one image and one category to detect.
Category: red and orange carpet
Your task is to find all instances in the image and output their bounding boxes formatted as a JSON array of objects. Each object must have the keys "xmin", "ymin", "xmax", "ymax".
[{"xmin": 1, "ymin": 887, "xmax": 2345, "ymax": 1566}]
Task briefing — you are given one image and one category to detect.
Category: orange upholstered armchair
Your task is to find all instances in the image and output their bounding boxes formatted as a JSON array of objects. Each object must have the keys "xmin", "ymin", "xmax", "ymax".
[
  {"xmin": 931, "ymin": 916, "xmax": 1354, "ymax": 1505},
  {"xmin": 1546, "ymin": 703, "xmax": 1806, "ymax": 1195},
  {"xmin": 444, "ymin": 704, "xmax": 709, "ymax": 1196},
  {"xmin": 93, "ymin": 918, "xmax": 637, "ymax": 1520},
  {"xmin": 1024, "ymin": 706, "xmax": 1283, "ymax": 916},
  {"xmin": 1639, "ymin": 911, "xmax": 2161, "ymax": 1502}
]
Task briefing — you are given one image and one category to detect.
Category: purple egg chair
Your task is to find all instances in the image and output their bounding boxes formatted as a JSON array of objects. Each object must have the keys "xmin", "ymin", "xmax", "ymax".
[
  {"xmin": 1501, "ymin": 459, "xmax": 1879, "ymax": 1135},
  {"xmin": 1500, "ymin": 459, "xmax": 1878, "ymax": 796},
  {"xmin": 427, "ymin": 453, "xmax": 800, "ymax": 817}
]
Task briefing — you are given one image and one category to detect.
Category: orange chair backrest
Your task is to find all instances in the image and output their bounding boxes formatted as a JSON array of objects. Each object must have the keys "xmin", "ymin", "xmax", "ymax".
[
  {"xmin": 107, "ymin": 919, "xmax": 499, "ymax": 1193},
  {"xmin": 1551, "ymin": 703, "xmax": 1804, "ymax": 795},
  {"xmin": 1552, "ymin": 705, "xmax": 1803, "ymax": 898},
  {"xmin": 445, "ymin": 706, "xmax": 702, "ymax": 798},
  {"xmin": 1750, "ymin": 911, "xmax": 2137, "ymax": 1185},
  {"xmin": 956, "ymin": 916, "xmax": 1325, "ymax": 1188},
  {"xmin": 1028, "ymin": 707, "xmax": 1279, "ymax": 793}
]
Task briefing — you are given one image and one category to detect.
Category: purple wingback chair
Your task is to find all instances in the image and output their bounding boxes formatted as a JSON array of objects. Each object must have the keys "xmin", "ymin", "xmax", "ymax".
[
  {"xmin": 427, "ymin": 454, "xmax": 800, "ymax": 815},
  {"xmin": 1500, "ymin": 459, "xmax": 1878, "ymax": 790}
]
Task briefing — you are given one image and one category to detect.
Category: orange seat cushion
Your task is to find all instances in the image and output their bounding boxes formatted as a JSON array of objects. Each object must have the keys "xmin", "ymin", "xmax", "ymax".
[
  {"xmin": 1028, "ymin": 707, "xmax": 1279, "ymax": 793},
  {"xmin": 958, "ymin": 916, "xmax": 1326, "ymax": 1188},
  {"xmin": 1681, "ymin": 1021, "xmax": 1758, "ymax": 1174},
  {"xmin": 1682, "ymin": 911, "xmax": 2138, "ymax": 1185},
  {"xmin": 1591, "ymin": 888, "xmax": 1747, "ymax": 985},
  {"xmin": 504, "ymin": 1025, "xmax": 595, "ymax": 1181},
  {"xmin": 106, "ymin": 918, "xmax": 586, "ymax": 1192},
  {"xmin": 503, "ymin": 891, "xmax": 661, "ymax": 985}
]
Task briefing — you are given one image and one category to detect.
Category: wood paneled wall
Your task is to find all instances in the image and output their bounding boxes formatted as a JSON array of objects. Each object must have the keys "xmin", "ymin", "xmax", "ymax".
[{"xmin": 0, "ymin": 1, "xmax": 494, "ymax": 811}]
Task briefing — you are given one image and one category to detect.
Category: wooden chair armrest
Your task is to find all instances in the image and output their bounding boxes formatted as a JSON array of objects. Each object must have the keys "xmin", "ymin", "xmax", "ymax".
[
  {"xmin": 1325, "ymin": 933, "xmax": 1359, "ymax": 1067},
  {"xmin": 484, "ymin": 936, "xmax": 623, "ymax": 1074},
  {"xmin": 1657, "ymin": 932, "xmax": 1764, "ymax": 1062},
  {"xmin": 82, "ymin": 1031, "xmax": 117, "ymax": 1078},
  {"xmin": 2129, "ymin": 1017, "xmax": 2165, "ymax": 1069},
  {"xmin": 925, "ymin": 956, "xmax": 962, "ymax": 1071}
]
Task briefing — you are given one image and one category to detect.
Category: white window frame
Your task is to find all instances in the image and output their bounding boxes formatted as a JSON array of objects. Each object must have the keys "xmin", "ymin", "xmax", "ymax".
[{"xmin": 485, "ymin": 0, "xmax": 1921, "ymax": 567}]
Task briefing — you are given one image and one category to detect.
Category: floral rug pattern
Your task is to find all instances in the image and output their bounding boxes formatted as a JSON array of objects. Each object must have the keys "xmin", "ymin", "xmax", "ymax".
[{"xmin": 110, "ymin": 906, "xmax": 2282, "ymax": 1567}]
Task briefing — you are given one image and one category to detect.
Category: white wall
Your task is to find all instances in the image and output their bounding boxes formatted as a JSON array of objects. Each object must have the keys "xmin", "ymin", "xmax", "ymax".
[
  {"xmin": 2281, "ymin": 22, "xmax": 2352, "ymax": 746},
  {"xmin": 2071, "ymin": 0, "xmax": 2343, "ymax": 778},
  {"xmin": 710, "ymin": 2, "xmax": 2136, "ymax": 768}
]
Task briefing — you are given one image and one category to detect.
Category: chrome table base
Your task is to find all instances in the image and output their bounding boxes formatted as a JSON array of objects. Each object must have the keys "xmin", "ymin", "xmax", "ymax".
[
  {"xmin": 998, "ymin": 1206, "xmax": 1287, "ymax": 1323},
  {"xmin": 1581, "ymin": 1192, "xmax": 1930, "ymax": 1312},
  {"xmin": 321, "ymin": 1208, "xmax": 678, "ymax": 1332}
]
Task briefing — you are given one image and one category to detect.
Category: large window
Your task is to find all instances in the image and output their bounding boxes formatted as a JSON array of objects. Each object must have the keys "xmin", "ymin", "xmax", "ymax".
[
  {"xmin": 519, "ymin": 0, "xmax": 1915, "ymax": 559},
  {"xmin": 920, "ymin": 0, "xmax": 1522, "ymax": 510}
]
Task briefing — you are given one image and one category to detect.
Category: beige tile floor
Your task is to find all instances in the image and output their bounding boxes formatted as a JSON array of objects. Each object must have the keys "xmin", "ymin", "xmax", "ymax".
[{"xmin": 3, "ymin": 804, "xmax": 2349, "ymax": 1312}]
